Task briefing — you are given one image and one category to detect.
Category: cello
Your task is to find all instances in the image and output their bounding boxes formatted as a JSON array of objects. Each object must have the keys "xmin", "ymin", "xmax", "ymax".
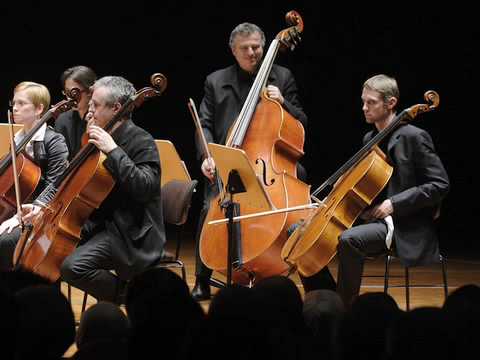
[
  {"xmin": 281, "ymin": 91, "xmax": 440, "ymax": 277},
  {"xmin": 13, "ymin": 74, "xmax": 167, "ymax": 281},
  {"xmin": 199, "ymin": 10, "xmax": 312, "ymax": 285},
  {"xmin": 0, "ymin": 91, "xmax": 80, "ymax": 222}
]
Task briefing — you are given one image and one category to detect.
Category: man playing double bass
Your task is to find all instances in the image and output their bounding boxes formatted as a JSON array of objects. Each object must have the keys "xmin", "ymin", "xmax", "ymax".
[
  {"xmin": 336, "ymin": 74, "xmax": 450, "ymax": 307},
  {"xmin": 191, "ymin": 22, "xmax": 336, "ymax": 300}
]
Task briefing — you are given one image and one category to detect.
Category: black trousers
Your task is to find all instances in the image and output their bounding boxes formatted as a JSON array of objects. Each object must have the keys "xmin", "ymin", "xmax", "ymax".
[
  {"xmin": 336, "ymin": 220, "xmax": 389, "ymax": 307},
  {"xmin": 194, "ymin": 162, "xmax": 337, "ymax": 292},
  {"xmin": 0, "ymin": 228, "xmax": 21, "ymax": 271},
  {"xmin": 60, "ymin": 229, "xmax": 126, "ymax": 303}
]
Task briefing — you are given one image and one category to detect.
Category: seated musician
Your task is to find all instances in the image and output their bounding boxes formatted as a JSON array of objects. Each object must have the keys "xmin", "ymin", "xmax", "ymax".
[
  {"xmin": 336, "ymin": 74, "xmax": 450, "ymax": 307},
  {"xmin": 0, "ymin": 82, "xmax": 69, "ymax": 269},
  {"xmin": 59, "ymin": 76, "xmax": 166, "ymax": 304},
  {"xmin": 54, "ymin": 65, "xmax": 97, "ymax": 161}
]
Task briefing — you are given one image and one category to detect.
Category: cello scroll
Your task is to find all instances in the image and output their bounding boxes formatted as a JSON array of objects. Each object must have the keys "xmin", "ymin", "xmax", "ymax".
[
  {"xmin": 129, "ymin": 73, "xmax": 168, "ymax": 110},
  {"xmin": 405, "ymin": 90, "xmax": 440, "ymax": 120},
  {"xmin": 50, "ymin": 88, "xmax": 81, "ymax": 118},
  {"xmin": 151, "ymin": 73, "xmax": 168, "ymax": 94}
]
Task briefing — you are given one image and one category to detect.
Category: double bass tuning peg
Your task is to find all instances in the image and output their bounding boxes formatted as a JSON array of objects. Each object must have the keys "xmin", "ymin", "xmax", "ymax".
[{"xmin": 281, "ymin": 28, "xmax": 302, "ymax": 51}]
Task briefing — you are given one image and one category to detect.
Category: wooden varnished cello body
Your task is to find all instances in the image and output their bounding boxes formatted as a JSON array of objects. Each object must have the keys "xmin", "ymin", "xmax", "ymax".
[
  {"xmin": 0, "ymin": 93, "xmax": 79, "ymax": 222},
  {"xmin": 0, "ymin": 154, "xmax": 40, "ymax": 222},
  {"xmin": 281, "ymin": 91, "xmax": 440, "ymax": 276},
  {"xmin": 13, "ymin": 74, "xmax": 167, "ymax": 281},
  {"xmin": 199, "ymin": 11, "xmax": 311, "ymax": 284}
]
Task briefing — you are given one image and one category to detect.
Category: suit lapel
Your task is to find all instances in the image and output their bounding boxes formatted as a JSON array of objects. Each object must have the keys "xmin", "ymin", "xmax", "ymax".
[
  {"xmin": 220, "ymin": 65, "xmax": 242, "ymax": 102},
  {"xmin": 387, "ymin": 124, "xmax": 407, "ymax": 153},
  {"xmin": 221, "ymin": 64, "xmax": 279, "ymax": 101}
]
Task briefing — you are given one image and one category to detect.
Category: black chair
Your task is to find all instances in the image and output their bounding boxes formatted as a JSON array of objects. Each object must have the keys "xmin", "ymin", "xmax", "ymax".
[
  {"xmin": 154, "ymin": 178, "xmax": 198, "ymax": 281},
  {"xmin": 361, "ymin": 208, "xmax": 449, "ymax": 310},
  {"xmin": 383, "ymin": 249, "xmax": 448, "ymax": 311}
]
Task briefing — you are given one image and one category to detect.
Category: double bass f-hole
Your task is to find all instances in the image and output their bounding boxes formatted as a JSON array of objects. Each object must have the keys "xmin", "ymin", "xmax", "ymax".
[{"xmin": 255, "ymin": 158, "xmax": 275, "ymax": 186}]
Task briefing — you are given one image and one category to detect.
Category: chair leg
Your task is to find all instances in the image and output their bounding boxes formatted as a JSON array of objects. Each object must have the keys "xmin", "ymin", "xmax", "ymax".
[
  {"xmin": 384, "ymin": 254, "xmax": 391, "ymax": 293},
  {"xmin": 440, "ymin": 255, "xmax": 448, "ymax": 300},
  {"xmin": 181, "ymin": 264, "xmax": 187, "ymax": 282},
  {"xmin": 175, "ymin": 226, "xmax": 183, "ymax": 260},
  {"xmin": 405, "ymin": 266, "xmax": 410, "ymax": 311},
  {"xmin": 67, "ymin": 283, "xmax": 72, "ymax": 304},
  {"xmin": 383, "ymin": 252, "xmax": 447, "ymax": 311},
  {"xmin": 81, "ymin": 292, "xmax": 88, "ymax": 314}
]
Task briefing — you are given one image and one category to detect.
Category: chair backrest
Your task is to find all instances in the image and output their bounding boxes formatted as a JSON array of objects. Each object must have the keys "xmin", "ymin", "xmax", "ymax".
[
  {"xmin": 155, "ymin": 139, "xmax": 197, "ymax": 225},
  {"xmin": 161, "ymin": 179, "xmax": 198, "ymax": 226},
  {"xmin": 155, "ymin": 140, "xmax": 191, "ymax": 185}
]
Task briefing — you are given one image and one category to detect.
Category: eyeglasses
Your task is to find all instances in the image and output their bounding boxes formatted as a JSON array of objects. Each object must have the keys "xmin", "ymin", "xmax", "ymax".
[{"xmin": 62, "ymin": 88, "xmax": 87, "ymax": 98}]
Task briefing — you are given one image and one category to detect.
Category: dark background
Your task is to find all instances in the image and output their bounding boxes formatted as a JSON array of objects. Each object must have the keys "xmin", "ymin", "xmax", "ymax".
[{"xmin": 0, "ymin": 2, "xmax": 477, "ymax": 258}]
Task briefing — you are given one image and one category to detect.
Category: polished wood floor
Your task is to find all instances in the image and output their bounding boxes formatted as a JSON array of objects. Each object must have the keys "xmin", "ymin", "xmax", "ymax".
[{"xmin": 62, "ymin": 238, "xmax": 480, "ymax": 357}]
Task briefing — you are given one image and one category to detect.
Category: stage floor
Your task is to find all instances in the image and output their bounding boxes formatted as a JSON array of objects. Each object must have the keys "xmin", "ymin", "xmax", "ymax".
[
  {"xmin": 62, "ymin": 238, "xmax": 480, "ymax": 357},
  {"xmin": 64, "ymin": 238, "xmax": 480, "ymax": 314}
]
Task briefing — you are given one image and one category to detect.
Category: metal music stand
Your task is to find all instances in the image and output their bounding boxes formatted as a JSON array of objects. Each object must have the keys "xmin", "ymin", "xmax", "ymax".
[{"xmin": 222, "ymin": 169, "xmax": 245, "ymax": 286}]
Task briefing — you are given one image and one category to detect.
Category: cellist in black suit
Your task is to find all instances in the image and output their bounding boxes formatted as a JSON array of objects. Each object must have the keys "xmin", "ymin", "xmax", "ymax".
[
  {"xmin": 336, "ymin": 74, "xmax": 450, "ymax": 307},
  {"xmin": 59, "ymin": 76, "xmax": 166, "ymax": 303}
]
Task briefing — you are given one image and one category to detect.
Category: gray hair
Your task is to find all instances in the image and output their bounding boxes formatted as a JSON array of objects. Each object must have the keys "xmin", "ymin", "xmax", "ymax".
[
  {"xmin": 229, "ymin": 22, "xmax": 266, "ymax": 49},
  {"xmin": 92, "ymin": 76, "xmax": 136, "ymax": 107},
  {"xmin": 363, "ymin": 74, "xmax": 400, "ymax": 104}
]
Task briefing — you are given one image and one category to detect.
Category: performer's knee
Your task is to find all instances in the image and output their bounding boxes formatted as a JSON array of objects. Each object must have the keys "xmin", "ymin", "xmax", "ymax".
[
  {"xmin": 338, "ymin": 230, "xmax": 363, "ymax": 256},
  {"xmin": 60, "ymin": 256, "xmax": 77, "ymax": 283}
]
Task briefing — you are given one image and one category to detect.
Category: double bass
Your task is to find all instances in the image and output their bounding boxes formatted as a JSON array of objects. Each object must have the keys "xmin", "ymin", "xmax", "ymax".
[
  {"xmin": 13, "ymin": 74, "xmax": 167, "ymax": 281},
  {"xmin": 281, "ymin": 91, "xmax": 440, "ymax": 276},
  {"xmin": 199, "ymin": 11, "xmax": 311, "ymax": 285},
  {"xmin": 0, "ymin": 92, "xmax": 79, "ymax": 222}
]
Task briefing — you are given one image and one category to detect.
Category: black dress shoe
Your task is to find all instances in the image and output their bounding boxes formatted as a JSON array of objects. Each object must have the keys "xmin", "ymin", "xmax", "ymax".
[{"xmin": 191, "ymin": 277, "xmax": 211, "ymax": 301}]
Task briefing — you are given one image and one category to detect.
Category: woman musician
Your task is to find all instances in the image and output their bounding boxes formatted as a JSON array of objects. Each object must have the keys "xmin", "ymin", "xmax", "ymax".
[{"xmin": 0, "ymin": 81, "xmax": 69, "ymax": 270}]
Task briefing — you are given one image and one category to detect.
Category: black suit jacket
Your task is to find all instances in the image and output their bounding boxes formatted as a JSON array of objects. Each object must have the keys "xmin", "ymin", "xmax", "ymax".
[
  {"xmin": 364, "ymin": 124, "xmax": 450, "ymax": 266},
  {"xmin": 54, "ymin": 109, "xmax": 86, "ymax": 161},
  {"xmin": 196, "ymin": 63, "xmax": 307, "ymax": 160},
  {"xmin": 87, "ymin": 119, "xmax": 165, "ymax": 279}
]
